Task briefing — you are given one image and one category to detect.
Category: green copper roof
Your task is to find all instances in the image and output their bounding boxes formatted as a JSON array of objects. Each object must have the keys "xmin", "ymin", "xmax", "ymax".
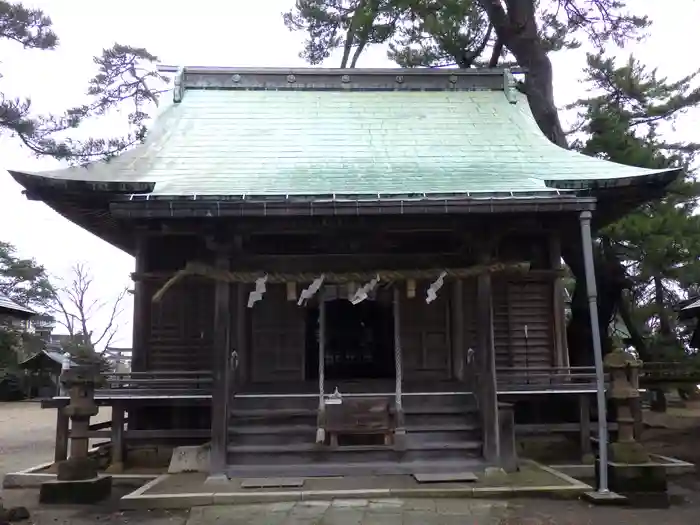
[{"xmin": 9, "ymin": 68, "xmax": 678, "ymax": 199}]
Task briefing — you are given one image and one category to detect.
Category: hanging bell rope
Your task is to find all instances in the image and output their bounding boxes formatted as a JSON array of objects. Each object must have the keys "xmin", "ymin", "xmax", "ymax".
[{"xmin": 150, "ymin": 260, "xmax": 531, "ymax": 303}]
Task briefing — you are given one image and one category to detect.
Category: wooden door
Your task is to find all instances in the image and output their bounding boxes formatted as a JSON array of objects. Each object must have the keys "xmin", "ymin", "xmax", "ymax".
[
  {"xmin": 400, "ymin": 281, "xmax": 451, "ymax": 381},
  {"xmin": 250, "ymin": 284, "xmax": 306, "ymax": 382}
]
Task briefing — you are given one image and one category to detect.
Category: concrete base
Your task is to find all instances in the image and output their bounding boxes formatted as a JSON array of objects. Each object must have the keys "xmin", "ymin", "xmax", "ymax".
[
  {"xmin": 582, "ymin": 490, "xmax": 628, "ymax": 506},
  {"xmin": 39, "ymin": 476, "xmax": 113, "ymax": 504}
]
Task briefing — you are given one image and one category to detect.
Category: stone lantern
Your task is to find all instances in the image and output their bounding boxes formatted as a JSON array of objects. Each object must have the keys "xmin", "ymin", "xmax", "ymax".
[{"xmin": 39, "ymin": 367, "xmax": 112, "ymax": 504}]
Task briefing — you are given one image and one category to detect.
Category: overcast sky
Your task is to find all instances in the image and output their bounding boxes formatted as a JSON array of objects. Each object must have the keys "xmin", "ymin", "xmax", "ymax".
[{"xmin": 0, "ymin": 0, "xmax": 698, "ymax": 348}]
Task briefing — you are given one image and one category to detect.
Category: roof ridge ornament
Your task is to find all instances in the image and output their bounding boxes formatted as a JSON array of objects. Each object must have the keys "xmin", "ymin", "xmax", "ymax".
[
  {"xmin": 503, "ymin": 68, "xmax": 517, "ymax": 104},
  {"xmin": 173, "ymin": 67, "xmax": 185, "ymax": 103}
]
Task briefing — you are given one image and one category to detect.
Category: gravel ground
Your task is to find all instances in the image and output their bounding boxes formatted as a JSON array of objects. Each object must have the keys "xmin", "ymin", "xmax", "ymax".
[
  {"xmin": 0, "ymin": 402, "xmax": 60, "ymax": 479},
  {"xmin": 0, "ymin": 402, "xmax": 111, "ymax": 480}
]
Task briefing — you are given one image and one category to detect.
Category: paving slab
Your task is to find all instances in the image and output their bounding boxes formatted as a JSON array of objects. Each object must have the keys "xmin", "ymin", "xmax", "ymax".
[{"xmin": 185, "ymin": 499, "xmax": 511, "ymax": 525}]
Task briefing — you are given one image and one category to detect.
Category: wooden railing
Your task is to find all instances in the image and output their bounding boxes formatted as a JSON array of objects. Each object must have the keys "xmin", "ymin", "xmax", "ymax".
[
  {"xmin": 640, "ymin": 361, "xmax": 700, "ymax": 385},
  {"xmin": 98, "ymin": 370, "xmax": 213, "ymax": 397},
  {"xmin": 48, "ymin": 367, "xmax": 617, "ymax": 399},
  {"xmin": 496, "ymin": 366, "xmax": 603, "ymax": 392}
]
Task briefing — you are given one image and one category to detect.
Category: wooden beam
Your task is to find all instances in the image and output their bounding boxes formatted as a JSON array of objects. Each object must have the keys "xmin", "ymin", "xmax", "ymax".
[{"xmin": 207, "ymin": 254, "xmax": 231, "ymax": 482}]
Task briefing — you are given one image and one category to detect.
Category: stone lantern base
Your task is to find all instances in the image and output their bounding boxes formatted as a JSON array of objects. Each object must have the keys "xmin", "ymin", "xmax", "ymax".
[{"xmin": 595, "ymin": 459, "xmax": 669, "ymax": 509}]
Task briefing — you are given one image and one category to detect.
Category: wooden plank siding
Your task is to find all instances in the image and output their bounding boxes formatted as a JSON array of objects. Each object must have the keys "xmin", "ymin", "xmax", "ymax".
[
  {"xmin": 148, "ymin": 278, "xmax": 215, "ymax": 371},
  {"xmin": 492, "ymin": 278, "xmax": 555, "ymax": 371},
  {"xmin": 142, "ymin": 277, "xmax": 557, "ymax": 381},
  {"xmin": 400, "ymin": 281, "xmax": 452, "ymax": 381},
  {"xmin": 250, "ymin": 284, "xmax": 306, "ymax": 382}
]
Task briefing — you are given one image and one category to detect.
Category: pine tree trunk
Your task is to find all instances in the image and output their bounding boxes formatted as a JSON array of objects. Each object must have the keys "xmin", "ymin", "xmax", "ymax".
[
  {"xmin": 475, "ymin": 0, "xmax": 623, "ymax": 366},
  {"xmin": 654, "ymin": 274, "xmax": 674, "ymax": 337}
]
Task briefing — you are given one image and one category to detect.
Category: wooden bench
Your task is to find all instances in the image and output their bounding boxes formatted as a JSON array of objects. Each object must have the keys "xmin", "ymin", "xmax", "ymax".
[{"xmin": 324, "ymin": 398, "xmax": 394, "ymax": 447}]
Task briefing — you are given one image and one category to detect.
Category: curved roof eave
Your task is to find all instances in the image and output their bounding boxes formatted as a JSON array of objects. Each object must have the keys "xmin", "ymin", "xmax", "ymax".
[
  {"xmin": 8, "ymin": 170, "xmax": 155, "ymax": 196},
  {"xmin": 545, "ymin": 167, "xmax": 682, "ymax": 191}
]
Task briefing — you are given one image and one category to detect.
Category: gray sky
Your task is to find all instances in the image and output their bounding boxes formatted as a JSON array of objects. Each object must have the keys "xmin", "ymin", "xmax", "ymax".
[{"xmin": 0, "ymin": 0, "xmax": 698, "ymax": 348}]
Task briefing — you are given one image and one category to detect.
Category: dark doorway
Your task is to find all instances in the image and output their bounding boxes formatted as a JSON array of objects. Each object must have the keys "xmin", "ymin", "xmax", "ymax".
[{"xmin": 305, "ymin": 299, "xmax": 395, "ymax": 380}]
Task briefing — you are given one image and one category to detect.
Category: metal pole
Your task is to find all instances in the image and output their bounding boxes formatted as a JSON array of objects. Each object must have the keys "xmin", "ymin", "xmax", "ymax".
[{"xmin": 579, "ymin": 210, "xmax": 609, "ymax": 493}]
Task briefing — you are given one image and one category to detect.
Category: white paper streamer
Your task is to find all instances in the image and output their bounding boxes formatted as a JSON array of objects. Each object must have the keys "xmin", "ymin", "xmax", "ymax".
[
  {"xmin": 298, "ymin": 274, "xmax": 325, "ymax": 306},
  {"xmin": 247, "ymin": 274, "xmax": 268, "ymax": 308},
  {"xmin": 351, "ymin": 275, "xmax": 380, "ymax": 305},
  {"xmin": 426, "ymin": 271, "xmax": 447, "ymax": 304}
]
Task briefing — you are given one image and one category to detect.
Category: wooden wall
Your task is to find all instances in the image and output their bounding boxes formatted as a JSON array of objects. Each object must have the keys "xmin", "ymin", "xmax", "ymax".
[
  {"xmin": 492, "ymin": 278, "xmax": 555, "ymax": 369},
  {"xmin": 140, "ymin": 276, "xmax": 557, "ymax": 377},
  {"xmin": 147, "ymin": 278, "xmax": 215, "ymax": 371}
]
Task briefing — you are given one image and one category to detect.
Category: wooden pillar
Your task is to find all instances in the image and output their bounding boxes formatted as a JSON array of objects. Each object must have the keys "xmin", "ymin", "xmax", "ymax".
[
  {"xmin": 451, "ymin": 279, "xmax": 466, "ymax": 382},
  {"xmin": 54, "ymin": 407, "xmax": 69, "ymax": 463},
  {"xmin": 107, "ymin": 401, "xmax": 125, "ymax": 472},
  {"xmin": 393, "ymin": 286, "xmax": 406, "ymax": 449},
  {"xmin": 236, "ymin": 284, "xmax": 248, "ymax": 385},
  {"xmin": 477, "ymin": 271, "xmax": 499, "ymax": 463},
  {"xmin": 579, "ymin": 394, "xmax": 592, "ymax": 459},
  {"xmin": 207, "ymin": 254, "xmax": 231, "ymax": 483},
  {"xmin": 316, "ymin": 297, "xmax": 327, "ymax": 444},
  {"xmin": 549, "ymin": 233, "xmax": 569, "ymax": 369},
  {"xmin": 131, "ymin": 235, "xmax": 150, "ymax": 372}
]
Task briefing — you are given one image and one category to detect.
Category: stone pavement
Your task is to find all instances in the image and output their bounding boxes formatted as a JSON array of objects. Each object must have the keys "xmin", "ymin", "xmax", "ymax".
[{"xmin": 186, "ymin": 498, "xmax": 510, "ymax": 525}]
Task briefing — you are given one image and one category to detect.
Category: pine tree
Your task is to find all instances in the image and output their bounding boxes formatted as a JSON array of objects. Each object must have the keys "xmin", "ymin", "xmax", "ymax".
[
  {"xmin": 0, "ymin": 1, "xmax": 167, "ymax": 162},
  {"xmin": 283, "ymin": 1, "xmax": 685, "ymax": 365},
  {"xmin": 568, "ymin": 53, "xmax": 700, "ymax": 360}
]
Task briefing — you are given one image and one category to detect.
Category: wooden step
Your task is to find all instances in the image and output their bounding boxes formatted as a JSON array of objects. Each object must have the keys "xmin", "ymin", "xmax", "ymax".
[
  {"xmin": 227, "ymin": 440, "xmax": 481, "ymax": 455},
  {"xmin": 228, "ymin": 424, "xmax": 317, "ymax": 435},
  {"xmin": 230, "ymin": 408, "xmax": 318, "ymax": 419},
  {"xmin": 405, "ymin": 423, "xmax": 480, "ymax": 432},
  {"xmin": 226, "ymin": 458, "xmax": 487, "ymax": 478},
  {"xmin": 404, "ymin": 405, "xmax": 478, "ymax": 415},
  {"xmin": 228, "ymin": 423, "xmax": 480, "ymax": 434}
]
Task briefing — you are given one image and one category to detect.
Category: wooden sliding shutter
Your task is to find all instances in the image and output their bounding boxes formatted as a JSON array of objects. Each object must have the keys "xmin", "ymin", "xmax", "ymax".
[
  {"xmin": 148, "ymin": 279, "xmax": 214, "ymax": 371},
  {"xmin": 492, "ymin": 279, "xmax": 555, "ymax": 370}
]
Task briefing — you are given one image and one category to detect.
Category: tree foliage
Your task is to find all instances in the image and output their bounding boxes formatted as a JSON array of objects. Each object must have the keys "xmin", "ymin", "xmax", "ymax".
[
  {"xmin": 0, "ymin": 241, "xmax": 54, "ymax": 366},
  {"xmin": 568, "ymin": 54, "xmax": 700, "ymax": 359},
  {"xmin": 0, "ymin": 241, "xmax": 54, "ymax": 310},
  {"xmin": 0, "ymin": 1, "xmax": 167, "ymax": 162},
  {"xmin": 283, "ymin": 0, "xmax": 691, "ymax": 365}
]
